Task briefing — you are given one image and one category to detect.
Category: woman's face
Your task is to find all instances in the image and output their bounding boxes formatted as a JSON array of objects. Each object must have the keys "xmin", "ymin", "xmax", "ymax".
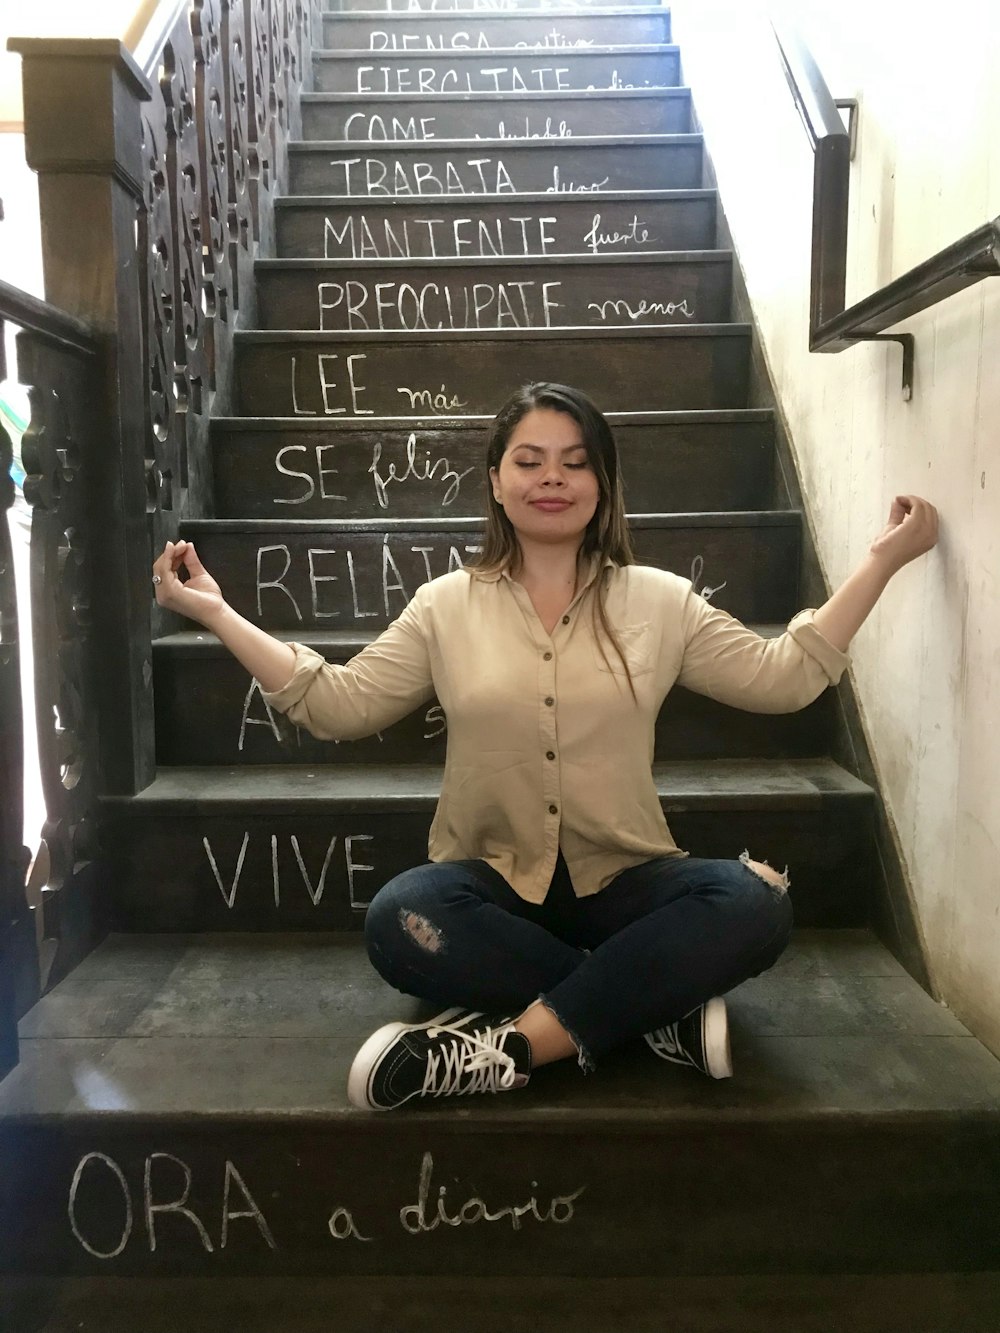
[{"xmin": 489, "ymin": 408, "xmax": 601, "ymax": 552}]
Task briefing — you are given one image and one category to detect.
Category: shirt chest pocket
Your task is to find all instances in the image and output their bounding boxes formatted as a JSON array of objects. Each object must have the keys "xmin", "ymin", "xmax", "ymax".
[{"xmin": 593, "ymin": 622, "xmax": 655, "ymax": 677}]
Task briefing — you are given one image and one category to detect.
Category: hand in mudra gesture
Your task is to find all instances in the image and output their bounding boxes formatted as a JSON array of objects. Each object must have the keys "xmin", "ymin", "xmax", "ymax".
[
  {"xmin": 869, "ymin": 495, "xmax": 938, "ymax": 573},
  {"xmin": 152, "ymin": 540, "xmax": 225, "ymax": 627}
]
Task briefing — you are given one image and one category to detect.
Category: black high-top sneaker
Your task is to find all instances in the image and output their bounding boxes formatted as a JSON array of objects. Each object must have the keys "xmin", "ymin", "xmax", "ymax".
[
  {"xmin": 644, "ymin": 996, "xmax": 733, "ymax": 1079},
  {"xmin": 348, "ymin": 1008, "xmax": 532, "ymax": 1110}
]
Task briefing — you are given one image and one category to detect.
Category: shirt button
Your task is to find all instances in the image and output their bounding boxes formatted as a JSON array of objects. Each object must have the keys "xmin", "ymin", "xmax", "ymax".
[
  {"xmin": 548, "ymin": 804, "xmax": 558, "ymax": 815},
  {"xmin": 544, "ymin": 696, "xmax": 554, "ymax": 707},
  {"xmin": 561, "ymin": 615, "xmax": 570, "ymax": 624},
  {"xmin": 543, "ymin": 651, "xmax": 553, "ymax": 661},
  {"xmin": 546, "ymin": 750, "xmax": 555, "ymax": 761}
]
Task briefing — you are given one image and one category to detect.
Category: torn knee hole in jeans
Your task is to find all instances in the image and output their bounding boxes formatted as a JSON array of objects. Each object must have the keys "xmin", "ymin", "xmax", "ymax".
[
  {"xmin": 739, "ymin": 850, "xmax": 790, "ymax": 892},
  {"xmin": 400, "ymin": 909, "xmax": 445, "ymax": 953}
]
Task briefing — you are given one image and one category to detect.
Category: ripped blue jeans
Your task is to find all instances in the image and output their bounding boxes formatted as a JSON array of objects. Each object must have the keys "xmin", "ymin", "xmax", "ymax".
[{"xmin": 364, "ymin": 851, "xmax": 793, "ymax": 1071}]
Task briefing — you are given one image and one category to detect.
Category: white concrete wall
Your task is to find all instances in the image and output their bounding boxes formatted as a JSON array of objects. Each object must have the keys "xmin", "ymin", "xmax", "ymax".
[{"xmin": 673, "ymin": 0, "xmax": 1000, "ymax": 1052}]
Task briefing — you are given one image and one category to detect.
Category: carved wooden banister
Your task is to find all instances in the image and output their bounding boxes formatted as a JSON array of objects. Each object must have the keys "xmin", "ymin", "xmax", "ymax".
[
  {"xmin": 2, "ymin": 0, "xmax": 322, "ymax": 1066},
  {"xmin": 772, "ymin": 18, "xmax": 1000, "ymax": 398}
]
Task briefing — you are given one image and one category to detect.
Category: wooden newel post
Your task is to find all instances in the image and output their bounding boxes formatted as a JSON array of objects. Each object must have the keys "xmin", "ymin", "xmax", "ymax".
[{"xmin": 10, "ymin": 39, "xmax": 157, "ymax": 796}]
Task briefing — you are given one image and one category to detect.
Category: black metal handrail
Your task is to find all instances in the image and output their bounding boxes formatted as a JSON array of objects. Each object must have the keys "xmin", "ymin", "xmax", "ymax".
[
  {"xmin": 0, "ymin": 279, "xmax": 97, "ymax": 358},
  {"xmin": 771, "ymin": 17, "xmax": 1000, "ymax": 398}
]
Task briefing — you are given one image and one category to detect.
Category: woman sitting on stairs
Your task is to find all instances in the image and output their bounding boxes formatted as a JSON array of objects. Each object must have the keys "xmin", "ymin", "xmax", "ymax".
[{"xmin": 152, "ymin": 382, "xmax": 938, "ymax": 1111}]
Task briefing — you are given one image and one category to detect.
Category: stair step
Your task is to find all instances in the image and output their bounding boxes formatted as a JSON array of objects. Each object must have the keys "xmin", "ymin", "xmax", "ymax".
[
  {"xmin": 255, "ymin": 252, "xmax": 732, "ymax": 331},
  {"xmin": 275, "ymin": 188, "xmax": 717, "ymax": 259},
  {"xmin": 7, "ymin": 1273, "xmax": 1000, "ymax": 1332},
  {"xmin": 5, "ymin": 929, "xmax": 999, "ymax": 1279},
  {"xmin": 99, "ymin": 760, "xmax": 872, "ymax": 928},
  {"xmin": 175, "ymin": 511, "xmax": 801, "ymax": 629},
  {"xmin": 311, "ymin": 44, "xmax": 681, "ymax": 93},
  {"xmin": 209, "ymin": 410, "xmax": 776, "ymax": 518},
  {"xmin": 233, "ymin": 325, "xmax": 751, "ymax": 416},
  {"xmin": 321, "ymin": 7, "xmax": 672, "ymax": 48},
  {"xmin": 301, "ymin": 87, "xmax": 691, "ymax": 140},
  {"xmin": 151, "ymin": 622, "xmax": 836, "ymax": 768},
  {"xmin": 288, "ymin": 133, "xmax": 701, "ymax": 195}
]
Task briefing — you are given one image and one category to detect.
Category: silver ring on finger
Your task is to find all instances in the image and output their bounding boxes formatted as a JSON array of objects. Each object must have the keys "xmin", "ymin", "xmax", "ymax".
[{"xmin": 151, "ymin": 574, "xmax": 162, "ymax": 586}]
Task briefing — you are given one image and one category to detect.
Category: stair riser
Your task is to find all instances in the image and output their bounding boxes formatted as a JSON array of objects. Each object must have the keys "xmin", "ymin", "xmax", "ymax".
[
  {"xmin": 174, "ymin": 522, "xmax": 800, "ymax": 629},
  {"xmin": 256, "ymin": 258, "xmax": 730, "ymax": 332},
  {"xmin": 288, "ymin": 140, "xmax": 701, "ymax": 196},
  {"xmin": 312, "ymin": 49, "xmax": 681, "ymax": 93},
  {"xmin": 23, "ymin": 1122, "xmax": 991, "ymax": 1279},
  {"xmin": 233, "ymin": 331, "xmax": 750, "ymax": 416},
  {"xmin": 276, "ymin": 195, "xmax": 716, "ymax": 259},
  {"xmin": 321, "ymin": 13, "xmax": 671, "ymax": 46},
  {"xmin": 103, "ymin": 804, "xmax": 869, "ymax": 930},
  {"xmin": 302, "ymin": 92, "xmax": 689, "ymax": 140},
  {"xmin": 153, "ymin": 654, "xmax": 834, "ymax": 767},
  {"xmin": 210, "ymin": 421, "xmax": 776, "ymax": 519}
]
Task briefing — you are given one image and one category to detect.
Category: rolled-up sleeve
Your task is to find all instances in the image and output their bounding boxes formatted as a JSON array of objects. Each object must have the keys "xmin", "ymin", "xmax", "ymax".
[
  {"xmin": 259, "ymin": 594, "xmax": 435, "ymax": 740},
  {"xmin": 675, "ymin": 582, "xmax": 850, "ymax": 713}
]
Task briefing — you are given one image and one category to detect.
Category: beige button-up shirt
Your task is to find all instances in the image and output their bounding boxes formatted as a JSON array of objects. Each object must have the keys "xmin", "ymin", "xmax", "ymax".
[{"xmin": 262, "ymin": 560, "xmax": 850, "ymax": 903}]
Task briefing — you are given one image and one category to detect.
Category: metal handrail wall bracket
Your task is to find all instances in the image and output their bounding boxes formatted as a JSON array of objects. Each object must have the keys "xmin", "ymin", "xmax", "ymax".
[{"xmin": 771, "ymin": 17, "xmax": 1000, "ymax": 399}]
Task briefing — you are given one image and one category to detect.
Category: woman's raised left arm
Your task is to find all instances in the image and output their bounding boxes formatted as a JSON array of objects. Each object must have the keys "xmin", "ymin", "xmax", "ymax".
[{"xmin": 811, "ymin": 495, "xmax": 938, "ymax": 651}]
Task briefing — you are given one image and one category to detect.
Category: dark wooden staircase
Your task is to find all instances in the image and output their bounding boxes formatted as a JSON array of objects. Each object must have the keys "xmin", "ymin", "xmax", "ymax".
[{"xmin": 2, "ymin": 2, "xmax": 1000, "ymax": 1328}]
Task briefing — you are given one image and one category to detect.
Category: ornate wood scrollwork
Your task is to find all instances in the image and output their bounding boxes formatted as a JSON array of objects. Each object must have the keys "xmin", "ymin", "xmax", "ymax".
[
  {"xmin": 138, "ymin": 0, "xmax": 321, "ymax": 529},
  {"xmin": 18, "ymin": 343, "xmax": 100, "ymax": 897}
]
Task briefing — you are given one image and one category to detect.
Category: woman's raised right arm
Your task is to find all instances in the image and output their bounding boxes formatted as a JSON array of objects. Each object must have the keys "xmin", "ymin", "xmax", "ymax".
[{"xmin": 152, "ymin": 539, "xmax": 296, "ymax": 693}]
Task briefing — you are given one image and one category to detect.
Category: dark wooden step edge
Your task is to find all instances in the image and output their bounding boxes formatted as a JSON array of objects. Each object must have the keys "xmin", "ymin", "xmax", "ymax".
[
  {"xmin": 276, "ymin": 187, "xmax": 716, "ymax": 206},
  {"xmin": 311, "ymin": 42, "xmax": 681, "ymax": 56},
  {"xmin": 300, "ymin": 87, "xmax": 690, "ymax": 104},
  {"xmin": 102, "ymin": 758, "xmax": 875, "ymax": 814},
  {"xmin": 210, "ymin": 408, "xmax": 775, "ymax": 430},
  {"xmin": 234, "ymin": 324, "xmax": 751, "ymax": 343},
  {"xmin": 178, "ymin": 509, "xmax": 801, "ymax": 534},
  {"xmin": 321, "ymin": 6, "xmax": 672, "ymax": 20},
  {"xmin": 153, "ymin": 622, "xmax": 790, "ymax": 655},
  {"xmin": 290, "ymin": 131, "xmax": 700, "ymax": 149},
  {"xmin": 256, "ymin": 250, "xmax": 732, "ymax": 271}
]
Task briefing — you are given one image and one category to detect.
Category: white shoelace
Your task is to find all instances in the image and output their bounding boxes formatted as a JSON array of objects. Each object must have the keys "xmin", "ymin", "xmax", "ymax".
[
  {"xmin": 421, "ymin": 1020, "xmax": 520, "ymax": 1098},
  {"xmin": 644, "ymin": 1024, "xmax": 694, "ymax": 1065}
]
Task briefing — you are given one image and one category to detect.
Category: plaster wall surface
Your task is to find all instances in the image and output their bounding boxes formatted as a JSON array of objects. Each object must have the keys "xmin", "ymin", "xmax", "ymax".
[
  {"xmin": 0, "ymin": 0, "xmax": 156, "ymax": 124},
  {"xmin": 673, "ymin": 0, "xmax": 1000, "ymax": 1053}
]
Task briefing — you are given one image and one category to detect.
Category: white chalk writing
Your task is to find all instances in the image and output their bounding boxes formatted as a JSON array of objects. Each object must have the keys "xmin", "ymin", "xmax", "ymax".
[
  {"xmin": 356, "ymin": 64, "xmax": 572, "ymax": 94},
  {"xmin": 690, "ymin": 554, "xmax": 728, "ymax": 603},
  {"xmin": 396, "ymin": 384, "xmax": 469, "ymax": 413},
  {"xmin": 370, "ymin": 434, "xmax": 474, "ymax": 507},
  {"xmin": 68, "ymin": 1153, "xmax": 275, "ymax": 1259},
  {"xmin": 344, "ymin": 111, "xmax": 437, "ymax": 140},
  {"xmin": 318, "ymin": 277, "xmax": 562, "ymax": 330},
  {"xmin": 274, "ymin": 443, "xmax": 347, "ymax": 505},
  {"xmin": 291, "ymin": 352, "xmax": 371, "ymax": 416},
  {"xmin": 483, "ymin": 117, "xmax": 571, "ymax": 140},
  {"xmin": 203, "ymin": 832, "xmax": 375, "ymax": 910},
  {"xmin": 324, "ymin": 212, "xmax": 558, "ymax": 259},
  {"xmin": 546, "ymin": 166, "xmax": 610, "ymax": 193},
  {"xmin": 588, "ymin": 296, "xmax": 694, "ymax": 323},
  {"xmin": 254, "ymin": 539, "xmax": 481, "ymax": 621},
  {"xmin": 584, "ymin": 212, "xmax": 654, "ymax": 254},
  {"xmin": 328, "ymin": 155, "xmax": 516, "ymax": 196},
  {"xmin": 67, "ymin": 1149, "xmax": 584, "ymax": 1256},
  {"xmin": 400, "ymin": 1152, "xmax": 586, "ymax": 1234}
]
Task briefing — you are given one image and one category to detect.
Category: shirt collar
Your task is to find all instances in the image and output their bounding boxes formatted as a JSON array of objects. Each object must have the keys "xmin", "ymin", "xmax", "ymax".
[{"xmin": 473, "ymin": 553, "xmax": 614, "ymax": 588}]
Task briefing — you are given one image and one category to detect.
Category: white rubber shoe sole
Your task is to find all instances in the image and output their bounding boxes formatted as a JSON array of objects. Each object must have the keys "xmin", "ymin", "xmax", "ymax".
[{"xmin": 347, "ymin": 1006, "xmax": 471, "ymax": 1110}]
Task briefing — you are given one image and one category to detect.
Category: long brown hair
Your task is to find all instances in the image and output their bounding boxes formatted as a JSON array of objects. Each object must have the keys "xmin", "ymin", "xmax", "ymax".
[{"xmin": 471, "ymin": 382, "xmax": 638, "ymax": 692}]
